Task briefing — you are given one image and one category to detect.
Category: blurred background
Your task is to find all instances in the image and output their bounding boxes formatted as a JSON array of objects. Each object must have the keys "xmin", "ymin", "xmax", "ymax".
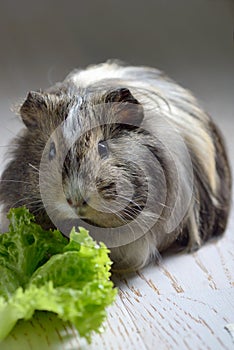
[{"xmin": 0, "ymin": 0, "xmax": 233, "ymax": 168}]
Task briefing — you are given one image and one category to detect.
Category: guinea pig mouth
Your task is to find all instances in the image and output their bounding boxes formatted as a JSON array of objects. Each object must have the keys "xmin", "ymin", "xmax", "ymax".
[
  {"xmin": 81, "ymin": 217, "xmax": 128, "ymax": 229},
  {"xmin": 82, "ymin": 218, "xmax": 105, "ymax": 228},
  {"xmin": 80, "ymin": 202, "xmax": 146, "ymax": 229}
]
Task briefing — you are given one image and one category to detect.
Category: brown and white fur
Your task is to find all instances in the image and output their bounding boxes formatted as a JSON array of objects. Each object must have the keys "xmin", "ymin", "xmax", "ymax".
[{"xmin": 0, "ymin": 61, "xmax": 232, "ymax": 272}]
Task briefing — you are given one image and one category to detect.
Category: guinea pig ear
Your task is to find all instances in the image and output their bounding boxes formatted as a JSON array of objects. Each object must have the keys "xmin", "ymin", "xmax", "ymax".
[
  {"xmin": 20, "ymin": 91, "xmax": 47, "ymax": 129},
  {"xmin": 105, "ymin": 88, "xmax": 144, "ymax": 127}
]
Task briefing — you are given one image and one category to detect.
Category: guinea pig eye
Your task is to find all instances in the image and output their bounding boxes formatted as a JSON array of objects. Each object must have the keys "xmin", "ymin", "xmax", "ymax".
[
  {"xmin": 49, "ymin": 141, "xmax": 56, "ymax": 161},
  {"xmin": 98, "ymin": 140, "xmax": 109, "ymax": 159}
]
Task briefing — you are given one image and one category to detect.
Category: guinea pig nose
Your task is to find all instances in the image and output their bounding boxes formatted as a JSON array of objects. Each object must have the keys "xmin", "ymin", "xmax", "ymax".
[
  {"xmin": 66, "ymin": 197, "xmax": 73, "ymax": 206},
  {"xmin": 66, "ymin": 197, "xmax": 88, "ymax": 208}
]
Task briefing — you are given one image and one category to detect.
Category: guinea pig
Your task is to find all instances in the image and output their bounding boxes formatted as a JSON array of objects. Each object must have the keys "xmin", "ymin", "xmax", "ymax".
[{"xmin": 0, "ymin": 60, "xmax": 232, "ymax": 272}]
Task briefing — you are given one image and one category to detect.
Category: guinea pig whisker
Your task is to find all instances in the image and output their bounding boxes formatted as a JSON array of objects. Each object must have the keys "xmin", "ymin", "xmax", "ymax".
[
  {"xmin": 39, "ymin": 204, "xmax": 66, "ymax": 218},
  {"xmin": 10, "ymin": 197, "xmax": 42, "ymax": 209},
  {"xmin": 100, "ymin": 202, "xmax": 129, "ymax": 225},
  {"xmin": 109, "ymin": 197, "xmax": 142, "ymax": 219},
  {"xmin": 124, "ymin": 220, "xmax": 139, "ymax": 242},
  {"xmin": 121, "ymin": 205, "xmax": 141, "ymax": 217},
  {"xmin": 0, "ymin": 179, "xmax": 32, "ymax": 185},
  {"xmin": 10, "ymin": 196, "xmax": 36, "ymax": 207},
  {"xmin": 31, "ymin": 206, "xmax": 47, "ymax": 215},
  {"xmin": 154, "ymin": 201, "xmax": 172, "ymax": 210},
  {"xmin": 120, "ymin": 210, "xmax": 136, "ymax": 221},
  {"xmin": 26, "ymin": 200, "xmax": 44, "ymax": 207},
  {"xmin": 113, "ymin": 194, "xmax": 143, "ymax": 212},
  {"xmin": 28, "ymin": 163, "xmax": 40, "ymax": 173}
]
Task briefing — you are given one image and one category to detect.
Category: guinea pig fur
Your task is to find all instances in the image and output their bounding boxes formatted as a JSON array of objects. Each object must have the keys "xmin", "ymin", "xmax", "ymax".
[{"xmin": 0, "ymin": 61, "xmax": 232, "ymax": 272}]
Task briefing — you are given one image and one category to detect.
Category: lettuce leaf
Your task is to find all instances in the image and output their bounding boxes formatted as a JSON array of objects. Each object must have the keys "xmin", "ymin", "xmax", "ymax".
[{"xmin": 0, "ymin": 207, "xmax": 117, "ymax": 342}]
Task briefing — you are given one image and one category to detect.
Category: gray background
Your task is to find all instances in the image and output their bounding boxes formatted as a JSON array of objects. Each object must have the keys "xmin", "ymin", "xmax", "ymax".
[{"xmin": 0, "ymin": 0, "xmax": 233, "ymax": 168}]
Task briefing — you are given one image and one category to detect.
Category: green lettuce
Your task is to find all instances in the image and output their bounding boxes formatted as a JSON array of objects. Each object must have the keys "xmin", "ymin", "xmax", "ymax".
[{"xmin": 0, "ymin": 207, "xmax": 117, "ymax": 342}]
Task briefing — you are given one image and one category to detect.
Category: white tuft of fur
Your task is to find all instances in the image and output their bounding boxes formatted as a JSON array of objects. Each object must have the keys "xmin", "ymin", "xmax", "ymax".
[
  {"xmin": 62, "ymin": 96, "xmax": 83, "ymax": 144},
  {"xmin": 68, "ymin": 62, "xmax": 217, "ymax": 195}
]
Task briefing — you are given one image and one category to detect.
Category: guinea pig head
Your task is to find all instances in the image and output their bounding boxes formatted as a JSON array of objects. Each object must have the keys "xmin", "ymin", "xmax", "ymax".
[{"xmin": 57, "ymin": 87, "xmax": 149, "ymax": 230}]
